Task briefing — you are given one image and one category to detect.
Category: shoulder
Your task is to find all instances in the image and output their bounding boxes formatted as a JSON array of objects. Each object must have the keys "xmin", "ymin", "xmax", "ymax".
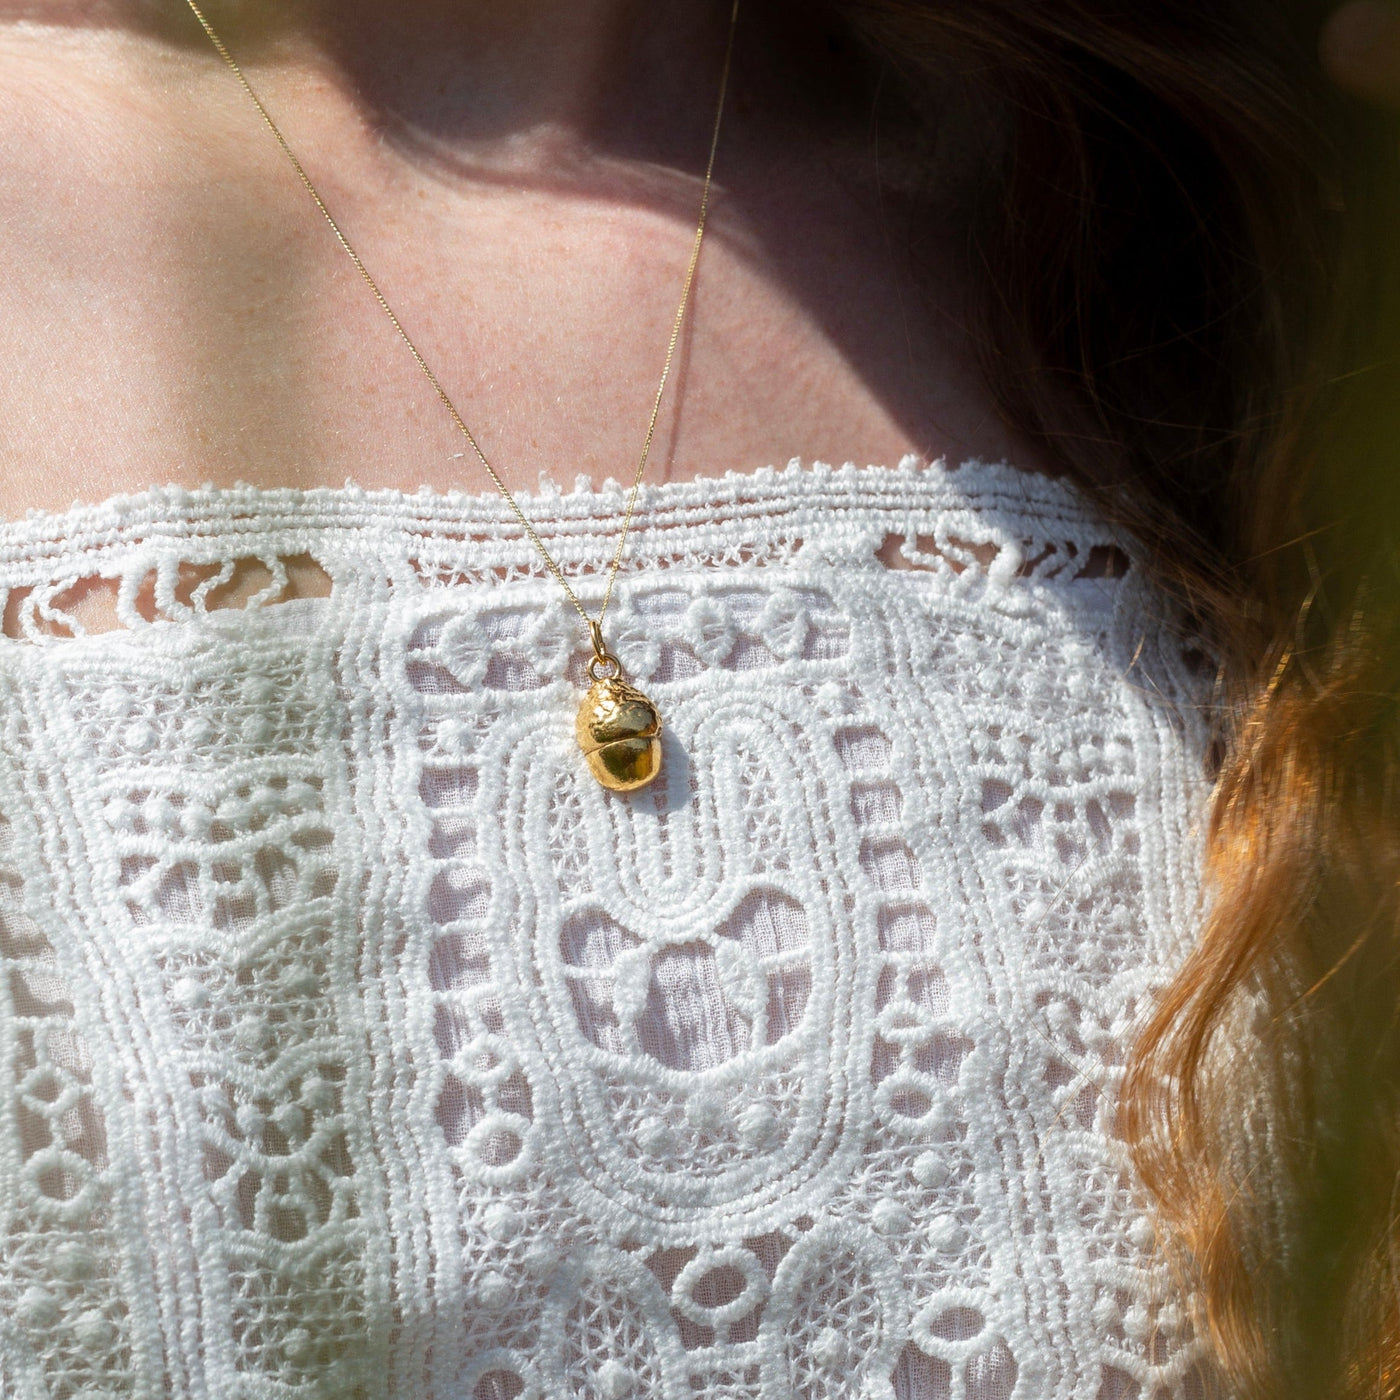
[
  {"xmin": 0, "ymin": 9, "xmax": 230, "ymax": 197},
  {"xmin": 0, "ymin": 9, "xmax": 293, "ymax": 303}
]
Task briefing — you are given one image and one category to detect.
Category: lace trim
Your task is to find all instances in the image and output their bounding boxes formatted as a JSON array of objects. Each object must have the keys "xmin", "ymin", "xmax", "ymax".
[
  {"xmin": 0, "ymin": 450, "xmax": 1215, "ymax": 1398},
  {"xmin": 0, "ymin": 457, "xmax": 1135, "ymax": 639}
]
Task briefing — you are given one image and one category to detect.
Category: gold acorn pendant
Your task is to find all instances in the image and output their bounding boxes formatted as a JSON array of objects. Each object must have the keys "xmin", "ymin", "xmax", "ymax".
[{"xmin": 575, "ymin": 633, "xmax": 663, "ymax": 792}]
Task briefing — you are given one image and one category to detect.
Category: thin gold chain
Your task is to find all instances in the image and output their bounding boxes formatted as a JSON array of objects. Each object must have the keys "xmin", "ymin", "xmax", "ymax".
[{"xmin": 183, "ymin": 0, "xmax": 740, "ymax": 644}]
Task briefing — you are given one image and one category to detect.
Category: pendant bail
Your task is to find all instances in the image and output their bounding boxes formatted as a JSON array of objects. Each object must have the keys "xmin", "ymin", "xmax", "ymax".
[{"xmin": 588, "ymin": 618, "xmax": 608, "ymax": 662}]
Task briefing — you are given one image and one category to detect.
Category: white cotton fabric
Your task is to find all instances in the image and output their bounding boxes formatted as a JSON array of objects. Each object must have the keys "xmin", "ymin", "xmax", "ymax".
[{"xmin": 0, "ymin": 458, "xmax": 1215, "ymax": 1400}]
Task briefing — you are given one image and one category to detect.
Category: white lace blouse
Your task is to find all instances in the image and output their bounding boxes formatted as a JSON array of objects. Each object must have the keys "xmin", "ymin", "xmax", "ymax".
[{"xmin": 0, "ymin": 458, "xmax": 1214, "ymax": 1400}]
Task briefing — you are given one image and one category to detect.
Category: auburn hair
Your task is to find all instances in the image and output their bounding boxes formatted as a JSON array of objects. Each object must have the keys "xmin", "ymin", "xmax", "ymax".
[{"xmin": 826, "ymin": 1, "xmax": 1400, "ymax": 1396}]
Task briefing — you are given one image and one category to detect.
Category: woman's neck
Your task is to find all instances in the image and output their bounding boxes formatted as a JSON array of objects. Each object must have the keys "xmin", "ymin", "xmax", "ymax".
[
  {"xmin": 188, "ymin": 0, "xmax": 739, "ymax": 180},
  {"xmin": 299, "ymin": 0, "xmax": 721, "ymax": 127}
]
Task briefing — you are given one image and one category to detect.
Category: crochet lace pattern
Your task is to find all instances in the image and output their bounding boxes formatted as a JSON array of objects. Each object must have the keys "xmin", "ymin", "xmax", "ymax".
[{"xmin": 0, "ymin": 459, "xmax": 1215, "ymax": 1400}]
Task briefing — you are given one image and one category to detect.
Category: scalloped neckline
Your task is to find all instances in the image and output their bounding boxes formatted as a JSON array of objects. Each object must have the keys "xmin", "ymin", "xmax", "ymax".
[{"xmin": 0, "ymin": 455, "xmax": 1105, "ymax": 545}]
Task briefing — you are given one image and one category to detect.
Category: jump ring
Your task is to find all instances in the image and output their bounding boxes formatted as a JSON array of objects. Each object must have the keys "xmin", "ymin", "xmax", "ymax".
[{"xmin": 587, "ymin": 651, "xmax": 623, "ymax": 683}]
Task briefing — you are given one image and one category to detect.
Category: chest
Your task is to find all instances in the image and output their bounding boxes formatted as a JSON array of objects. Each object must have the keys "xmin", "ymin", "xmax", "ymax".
[{"xmin": 0, "ymin": 33, "xmax": 1028, "ymax": 516}]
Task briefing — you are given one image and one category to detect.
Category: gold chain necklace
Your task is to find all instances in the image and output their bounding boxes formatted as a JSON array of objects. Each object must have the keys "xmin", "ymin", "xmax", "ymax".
[{"xmin": 184, "ymin": 0, "xmax": 740, "ymax": 793}]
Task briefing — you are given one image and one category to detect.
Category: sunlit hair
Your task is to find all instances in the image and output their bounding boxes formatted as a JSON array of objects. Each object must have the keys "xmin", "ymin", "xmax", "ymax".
[{"xmin": 831, "ymin": 1, "xmax": 1400, "ymax": 1395}]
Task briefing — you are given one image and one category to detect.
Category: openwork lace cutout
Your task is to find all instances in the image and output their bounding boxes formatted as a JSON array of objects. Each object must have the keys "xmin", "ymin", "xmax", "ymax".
[{"xmin": 0, "ymin": 459, "xmax": 1215, "ymax": 1399}]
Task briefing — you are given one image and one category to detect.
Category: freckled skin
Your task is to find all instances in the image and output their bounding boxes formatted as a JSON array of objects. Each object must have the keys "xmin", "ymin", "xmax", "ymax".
[{"xmin": 0, "ymin": 0, "xmax": 1052, "ymax": 523}]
